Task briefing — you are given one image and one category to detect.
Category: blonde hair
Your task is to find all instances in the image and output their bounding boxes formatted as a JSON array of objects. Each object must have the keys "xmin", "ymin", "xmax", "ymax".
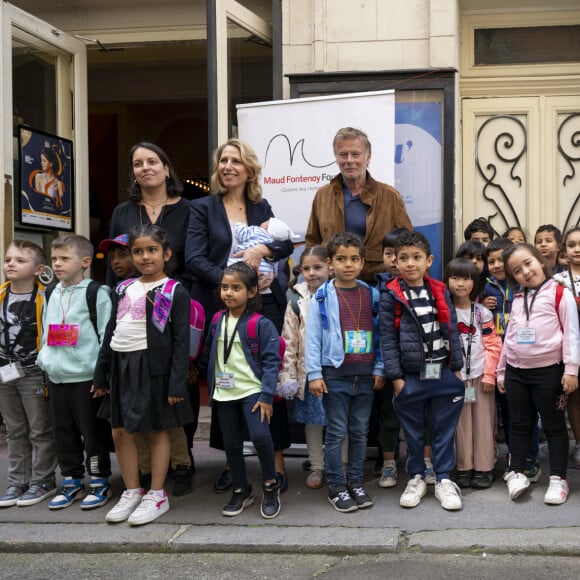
[
  {"xmin": 332, "ymin": 127, "xmax": 371, "ymax": 156},
  {"xmin": 210, "ymin": 139, "xmax": 262, "ymax": 203},
  {"xmin": 51, "ymin": 235, "xmax": 94, "ymax": 260}
]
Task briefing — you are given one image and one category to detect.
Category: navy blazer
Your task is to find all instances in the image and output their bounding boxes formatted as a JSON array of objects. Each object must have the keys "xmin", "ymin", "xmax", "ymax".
[{"xmin": 185, "ymin": 194, "xmax": 293, "ymax": 318}]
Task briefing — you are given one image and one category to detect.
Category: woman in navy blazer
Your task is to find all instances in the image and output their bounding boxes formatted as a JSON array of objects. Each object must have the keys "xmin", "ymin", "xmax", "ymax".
[{"xmin": 185, "ymin": 138, "xmax": 293, "ymax": 492}]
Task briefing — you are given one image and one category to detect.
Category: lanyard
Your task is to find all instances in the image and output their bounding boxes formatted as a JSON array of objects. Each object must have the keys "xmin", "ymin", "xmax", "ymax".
[
  {"xmin": 2, "ymin": 286, "xmax": 38, "ymax": 357},
  {"xmin": 460, "ymin": 302, "xmax": 475, "ymax": 378},
  {"xmin": 336, "ymin": 285, "xmax": 362, "ymax": 330},
  {"xmin": 523, "ymin": 279, "xmax": 548, "ymax": 322},
  {"xmin": 568, "ymin": 268, "xmax": 578, "ymax": 298},
  {"xmin": 223, "ymin": 312, "xmax": 242, "ymax": 365},
  {"xmin": 402, "ymin": 280, "xmax": 436, "ymax": 361},
  {"xmin": 59, "ymin": 286, "xmax": 77, "ymax": 324}
]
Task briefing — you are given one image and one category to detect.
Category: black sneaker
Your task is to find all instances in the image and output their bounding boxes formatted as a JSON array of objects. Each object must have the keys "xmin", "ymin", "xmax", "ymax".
[
  {"xmin": 471, "ymin": 471, "xmax": 495, "ymax": 489},
  {"xmin": 455, "ymin": 469, "xmax": 473, "ymax": 489},
  {"xmin": 222, "ymin": 485, "xmax": 254, "ymax": 517},
  {"xmin": 328, "ymin": 485, "xmax": 358, "ymax": 513},
  {"xmin": 214, "ymin": 468, "xmax": 233, "ymax": 493},
  {"xmin": 347, "ymin": 483, "xmax": 373, "ymax": 508},
  {"xmin": 172, "ymin": 465, "xmax": 193, "ymax": 497},
  {"xmin": 260, "ymin": 480, "xmax": 281, "ymax": 519}
]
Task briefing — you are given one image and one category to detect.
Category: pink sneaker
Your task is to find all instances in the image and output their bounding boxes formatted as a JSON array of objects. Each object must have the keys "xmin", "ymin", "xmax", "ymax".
[
  {"xmin": 544, "ymin": 476, "xmax": 569, "ymax": 505},
  {"xmin": 128, "ymin": 490, "xmax": 169, "ymax": 525}
]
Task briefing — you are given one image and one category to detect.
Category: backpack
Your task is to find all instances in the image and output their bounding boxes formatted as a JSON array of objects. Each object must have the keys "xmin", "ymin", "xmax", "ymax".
[
  {"xmin": 289, "ymin": 292, "xmax": 300, "ymax": 320},
  {"xmin": 117, "ymin": 278, "xmax": 205, "ymax": 361},
  {"xmin": 44, "ymin": 280, "xmax": 103, "ymax": 340},
  {"xmin": 314, "ymin": 281, "xmax": 380, "ymax": 330},
  {"xmin": 211, "ymin": 310, "xmax": 286, "ymax": 369}
]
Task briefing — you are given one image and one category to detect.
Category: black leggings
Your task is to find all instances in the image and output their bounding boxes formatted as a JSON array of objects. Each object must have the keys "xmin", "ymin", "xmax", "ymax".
[{"xmin": 505, "ymin": 363, "xmax": 568, "ymax": 478}]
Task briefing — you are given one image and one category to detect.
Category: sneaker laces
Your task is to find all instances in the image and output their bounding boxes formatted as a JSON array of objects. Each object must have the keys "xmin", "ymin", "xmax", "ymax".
[
  {"xmin": 438, "ymin": 481, "xmax": 460, "ymax": 498},
  {"xmin": 263, "ymin": 484, "xmax": 279, "ymax": 505},
  {"xmin": 116, "ymin": 490, "xmax": 140, "ymax": 508},
  {"xmin": 382, "ymin": 466, "xmax": 395, "ymax": 478},
  {"xmin": 350, "ymin": 486, "xmax": 366, "ymax": 498}
]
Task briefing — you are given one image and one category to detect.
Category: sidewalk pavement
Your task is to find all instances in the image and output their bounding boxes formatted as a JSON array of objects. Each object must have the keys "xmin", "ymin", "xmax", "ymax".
[{"xmin": 1, "ymin": 413, "xmax": 580, "ymax": 556}]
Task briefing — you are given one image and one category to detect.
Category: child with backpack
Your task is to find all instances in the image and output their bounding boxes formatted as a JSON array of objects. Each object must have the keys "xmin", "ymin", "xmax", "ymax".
[
  {"xmin": 306, "ymin": 232, "xmax": 384, "ymax": 513},
  {"xmin": 445, "ymin": 259, "xmax": 502, "ymax": 489},
  {"xmin": 93, "ymin": 225, "xmax": 194, "ymax": 525},
  {"xmin": 499, "ymin": 244, "xmax": 580, "ymax": 504},
  {"xmin": 278, "ymin": 245, "xmax": 330, "ymax": 489},
  {"xmin": 36, "ymin": 235, "xmax": 112, "ymax": 511},
  {"xmin": 200, "ymin": 261, "xmax": 282, "ymax": 519},
  {"xmin": 0, "ymin": 240, "xmax": 57, "ymax": 507}
]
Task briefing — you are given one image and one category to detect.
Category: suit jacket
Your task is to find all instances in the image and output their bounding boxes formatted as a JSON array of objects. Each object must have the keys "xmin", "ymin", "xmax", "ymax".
[
  {"xmin": 185, "ymin": 194, "xmax": 293, "ymax": 319},
  {"xmin": 305, "ymin": 173, "xmax": 412, "ymax": 283}
]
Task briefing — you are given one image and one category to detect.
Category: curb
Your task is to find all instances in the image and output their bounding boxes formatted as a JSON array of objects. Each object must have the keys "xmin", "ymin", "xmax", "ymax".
[{"xmin": 1, "ymin": 523, "xmax": 579, "ymax": 555}]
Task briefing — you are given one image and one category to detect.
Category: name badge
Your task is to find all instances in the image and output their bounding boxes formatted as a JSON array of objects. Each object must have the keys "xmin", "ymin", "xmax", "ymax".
[
  {"xmin": 216, "ymin": 372, "xmax": 235, "ymax": 389},
  {"xmin": 517, "ymin": 327, "xmax": 536, "ymax": 344},
  {"xmin": 344, "ymin": 330, "xmax": 372, "ymax": 354},
  {"xmin": 47, "ymin": 324, "xmax": 80, "ymax": 346},
  {"xmin": 152, "ymin": 292, "xmax": 172, "ymax": 333},
  {"xmin": 464, "ymin": 379, "xmax": 476, "ymax": 404},
  {"xmin": 0, "ymin": 361, "xmax": 25, "ymax": 383},
  {"xmin": 420, "ymin": 362, "xmax": 441, "ymax": 380}
]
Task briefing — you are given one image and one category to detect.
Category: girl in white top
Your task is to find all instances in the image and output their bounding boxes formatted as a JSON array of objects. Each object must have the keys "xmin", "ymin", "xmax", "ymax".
[
  {"xmin": 445, "ymin": 259, "xmax": 502, "ymax": 490},
  {"xmin": 498, "ymin": 244, "xmax": 579, "ymax": 505},
  {"xmin": 94, "ymin": 225, "xmax": 192, "ymax": 526}
]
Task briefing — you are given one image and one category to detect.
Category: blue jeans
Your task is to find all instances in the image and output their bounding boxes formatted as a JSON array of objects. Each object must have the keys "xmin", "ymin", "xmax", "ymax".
[
  {"xmin": 216, "ymin": 392, "xmax": 276, "ymax": 487},
  {"xmin": 393, "ymin": 367, "xmax": 465, "ymax": 481},
  {"xmin": 323, "ymin": 374, "xmax": 374, "ymax": 488}
]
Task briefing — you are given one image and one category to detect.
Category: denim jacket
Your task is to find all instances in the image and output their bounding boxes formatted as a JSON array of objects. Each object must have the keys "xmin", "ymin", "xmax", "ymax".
[{"xmin": 305, "ymin": 279, "xmax": 384, "ymax": 381}]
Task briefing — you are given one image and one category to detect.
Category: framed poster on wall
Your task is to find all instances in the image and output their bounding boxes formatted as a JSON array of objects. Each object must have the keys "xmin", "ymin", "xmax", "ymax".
[{"xmin": 17, "ymin": 125, "xmax": 74, "ymax": 231}]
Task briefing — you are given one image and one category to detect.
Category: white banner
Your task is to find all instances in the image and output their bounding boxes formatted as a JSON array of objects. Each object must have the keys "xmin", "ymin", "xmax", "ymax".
[{"xmin": 237, "ymin": 91, "xmax": 395, "ymax": 239}]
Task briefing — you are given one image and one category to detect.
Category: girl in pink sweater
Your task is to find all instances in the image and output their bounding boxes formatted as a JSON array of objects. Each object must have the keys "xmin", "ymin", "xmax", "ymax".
[{"xmin": 498, "ymin": 244, "xmax": 580, "ymax": 505}]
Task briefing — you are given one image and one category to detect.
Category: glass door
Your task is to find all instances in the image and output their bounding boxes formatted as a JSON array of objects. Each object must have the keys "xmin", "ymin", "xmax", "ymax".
[{"xmin": 0, "ymin": 2, "xmax": 87, "ymax": 264}]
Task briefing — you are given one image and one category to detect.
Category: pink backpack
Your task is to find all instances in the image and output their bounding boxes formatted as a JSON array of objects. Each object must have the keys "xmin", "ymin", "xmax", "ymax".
[
  {"xmin": 211, "ymin": 310, "xmax": 286, "ymax": 369},
  {"xmin": 117, "ymin": 278, "xmax": 205, "ymax": 361}
]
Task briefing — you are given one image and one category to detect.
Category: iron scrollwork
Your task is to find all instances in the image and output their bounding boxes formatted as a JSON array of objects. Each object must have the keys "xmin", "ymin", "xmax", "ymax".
[{"xmin": 475, "ymin": 115, "xmax": 527, "ymax": 236}]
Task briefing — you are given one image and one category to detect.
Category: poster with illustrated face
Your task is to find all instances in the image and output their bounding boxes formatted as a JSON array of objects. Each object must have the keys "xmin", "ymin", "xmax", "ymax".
[{"xmin": 18, "ymin": 125, "xmax": 74, "ymax": 231}]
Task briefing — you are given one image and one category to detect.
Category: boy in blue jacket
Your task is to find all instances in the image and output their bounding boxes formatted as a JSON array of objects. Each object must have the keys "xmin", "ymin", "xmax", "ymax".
[
  {"xmin": 380, "ymin": 230, "xmax": 465, "ymax": 511},
  {"xmin": 306, "ymin": 232, "xmax": 384, "ymax": 513}
]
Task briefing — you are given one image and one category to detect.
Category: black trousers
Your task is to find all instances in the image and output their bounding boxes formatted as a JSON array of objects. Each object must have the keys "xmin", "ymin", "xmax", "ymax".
[
  {"xmin": 49, "ymin": 380, "xmax": 111, "ymax": 479},
  {"xmin": 505, "ymin": 363, "xmax": 568, "ymax": 478}
]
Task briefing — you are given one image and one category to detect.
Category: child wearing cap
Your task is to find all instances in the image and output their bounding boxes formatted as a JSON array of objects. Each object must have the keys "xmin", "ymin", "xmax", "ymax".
[{"xmin": 98, "ymin": 234, "xmax": 138, "ymax": 283}]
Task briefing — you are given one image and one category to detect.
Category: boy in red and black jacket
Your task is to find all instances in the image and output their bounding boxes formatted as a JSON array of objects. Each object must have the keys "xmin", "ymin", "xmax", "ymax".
[{"xmin": 380, "ymin": 230, "xmax": 464, "ymax": 511}]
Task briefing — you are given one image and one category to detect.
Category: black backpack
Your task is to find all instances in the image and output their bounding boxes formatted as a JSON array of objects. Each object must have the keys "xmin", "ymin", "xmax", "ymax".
[{"xmin": 44, "ymin": 280, "xmax": 103, "ymax": 339}]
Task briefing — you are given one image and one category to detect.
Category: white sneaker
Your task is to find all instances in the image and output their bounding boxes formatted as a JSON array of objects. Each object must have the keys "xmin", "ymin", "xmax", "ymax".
[
  {"xmin": 400, "ymin": 474, "xmax": 426, "ymax": 508},
  {"xmin": 378, "ymin": 460, "xmax": 398, "ymax": 488},
  {"xmin": 505, "ymin": 471, "xmax": 530, "ymax": 500},
  {"xmin": 544, "ymin": 476, "xmax": 569, "ymax": 505},
  {"xmin": 128, "ymin": 490, "xmax": 169, "ymax": 526},
  {"xmin": 435, "ymin": 479, "xmax": 462, "ymax": 510},
  {"xmin": 105, "ymin": 489, "xmax": 144, "ymax": 523}
]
